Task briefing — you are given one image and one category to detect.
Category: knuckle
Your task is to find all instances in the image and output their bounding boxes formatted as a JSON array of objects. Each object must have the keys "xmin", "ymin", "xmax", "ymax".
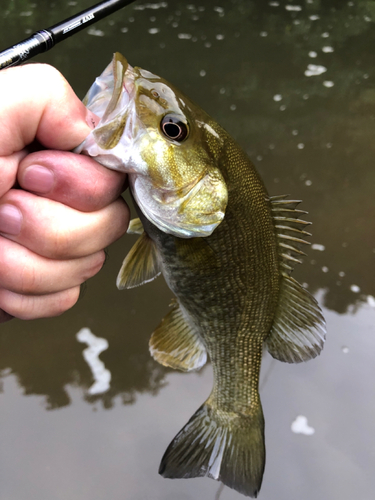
[
  {"xmin": 53, "ymin": 287, "xmax": 81, "ymax": 316},
  {"xmin": 37, "ymin": 64, "xmax": 67, "ymax": 95},
  {"xmin": 78, "ymin": 251, "xmax": 106, "ymax": 284},
  {"xmin": 18, "ymin": 263, "xmax": 39, "ymax": 294},
  {"xmin": 45, "ymin": 226, "xmax": 74, "ymax": 259},
  {"xmin": 0, "ymin": 286, "xmax": 81, "ymax": 320},
  {"xmin": 88, "ymin": 251, "xmax": 106, "ymax": 276}
]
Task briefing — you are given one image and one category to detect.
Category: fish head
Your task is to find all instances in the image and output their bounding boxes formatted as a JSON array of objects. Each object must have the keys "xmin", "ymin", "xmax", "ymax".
[{"xmin": 76, "ymin": 53, "xmax": 228, "ymax": 238}]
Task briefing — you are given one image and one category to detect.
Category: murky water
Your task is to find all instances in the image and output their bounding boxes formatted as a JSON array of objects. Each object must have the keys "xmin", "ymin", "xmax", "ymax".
[{"xmin": 1, "ymin": 1, "xmax": 374, "ymax": 499}]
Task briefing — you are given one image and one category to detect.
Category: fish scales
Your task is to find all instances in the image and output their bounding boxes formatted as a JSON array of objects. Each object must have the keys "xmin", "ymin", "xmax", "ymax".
[
  {"xmin": 76, "ymin": 53, "xmax": 326, "ymax": 498},
  {"xmin": 143, "ymin": 129, "xmax": 279, "ymax": 411}
]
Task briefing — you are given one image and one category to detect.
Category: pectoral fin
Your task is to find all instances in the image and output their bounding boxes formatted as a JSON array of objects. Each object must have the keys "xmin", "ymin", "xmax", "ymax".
[
  {"xmin": 266, "ymin": 275, "xmax": 326, "ymax": 363},
  {"xmin": 127, "ymin": 218, "xmax": 144, "ymax": 235},
  {"xmin": 150, "ymin": 300, "xmax": 207, "ymax": 372},
  {"xmin": 116, "ymin": 232, "xmax": 161, "ymax": 289}
]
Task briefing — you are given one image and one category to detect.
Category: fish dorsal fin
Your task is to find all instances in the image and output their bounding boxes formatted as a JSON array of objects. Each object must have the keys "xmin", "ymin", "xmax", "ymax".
[
  {"xmin": 150, "ymin": 300, "xmax": 207, "ymax": 372},
  {"xmin": 127, "ymin": 217, "xmax": 144, "ymax": 235},
  {"xmin": 267, "ymin": 195, "xmax": 326, "ymax": 363},
  {"xmin": 266, "ymin": 275, "xmax": 326, "ymax": 363},
  {"xmin": 270, "ymin": 195, "xmax": 312, "ymax": 274},
  {"xmin": 116, "ymin": 232, "xmax": 161, "ymax": 289}
]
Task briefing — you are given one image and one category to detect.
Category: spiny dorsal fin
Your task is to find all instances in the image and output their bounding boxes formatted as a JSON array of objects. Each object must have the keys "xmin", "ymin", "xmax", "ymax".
[
  {"xmin": 267, "ymin": 195, "xmax": 326, "ymax": 362},
  {"xmin": 266, "ymin": 275, "xmax": 326, "ymax": 363},
  {"xmin": 150, "ymin": 299, "xmax": 207, "ymax": 372},
  {"xmin": 270, "ymin": 195, "xmax": 312, "ymax": 274},
  {"xmin": 116, "ymin": 232, "xmax": 161, "ymax": 289},
  {"xmin": 127, "ymin": 218, "xmax": 144, "ymax": 235}
]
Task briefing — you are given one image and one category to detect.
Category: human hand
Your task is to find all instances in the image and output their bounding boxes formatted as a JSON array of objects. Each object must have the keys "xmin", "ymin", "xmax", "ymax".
[{"xmin": 0, "ymin": 64, "xmax": 129, "ymax": 322}]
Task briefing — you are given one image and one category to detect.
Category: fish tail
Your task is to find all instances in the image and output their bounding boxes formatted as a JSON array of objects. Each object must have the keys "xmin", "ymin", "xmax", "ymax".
[{"xmin": 159, "ymin": 400, "xmax": 265, "ymax": 498}]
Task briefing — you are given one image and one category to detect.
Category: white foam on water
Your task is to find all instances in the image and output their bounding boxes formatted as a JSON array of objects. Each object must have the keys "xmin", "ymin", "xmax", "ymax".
[
  {"xmin": 285, "ymin": 5, "xmax": 302, "ymax": 11},
  {"xmin": 291, "ymin": 415, "xmax": 315, "ymax": 435},
  {"xmin": 311, "ymin": 244, "xmax": 325, "ymax": 251},
  {"xmin": 214, "ymin": 6, "xmax": 225, "ymax": 16},
  {"xmin": 305, "ymin": 64, "xmax": 327, "ymax": 76},
  {"xmin": 87, "ymin": 28, "xmax": 105, "ymax": 37},
  {"xmin": 76, "ymin": 328, "xmax": 111, "ymax": 395},
  {"xmin": 134, "ymin": 2, "xmax": 168, "ymax": 10}
]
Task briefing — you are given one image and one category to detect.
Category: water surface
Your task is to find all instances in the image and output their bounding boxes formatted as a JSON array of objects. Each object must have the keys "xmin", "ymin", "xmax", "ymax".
[{"xmin": 0, "ymin": 1, "xmax": 374, "ymax": 499}]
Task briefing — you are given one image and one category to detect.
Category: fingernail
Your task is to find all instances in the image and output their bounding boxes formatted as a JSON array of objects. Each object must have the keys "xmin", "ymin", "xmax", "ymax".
[
  {"xmin": 23, "ymin": 165, "xmax": 54, "ymax": 193},
  {"xmin": 0, "ymin": 204, "xmax": 22, "ymax": 235}
]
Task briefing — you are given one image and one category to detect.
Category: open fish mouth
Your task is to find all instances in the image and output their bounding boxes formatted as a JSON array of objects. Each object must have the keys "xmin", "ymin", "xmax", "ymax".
[{"xmin": 74, "ymin": 53, "xmax": 137, "ymax": 171}]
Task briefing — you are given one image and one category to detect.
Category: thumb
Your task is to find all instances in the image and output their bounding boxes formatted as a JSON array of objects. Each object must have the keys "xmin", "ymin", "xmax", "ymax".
[{"xmin": 0, "ymin": 63, "xmax": 97, "ymax": 154}]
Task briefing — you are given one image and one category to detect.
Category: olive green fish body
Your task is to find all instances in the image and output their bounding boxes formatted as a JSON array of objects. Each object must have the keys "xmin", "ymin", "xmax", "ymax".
[
  {"xmin": 137, "ymin": 126, "xmax": 278, "ymax": 496},
  {"xmin": 77, "ymin": 53, "xmax": 326, "ymax": 498},
  {"xmin": 144, "ymin": 127, "xmax": 279, "ymax": 401}
]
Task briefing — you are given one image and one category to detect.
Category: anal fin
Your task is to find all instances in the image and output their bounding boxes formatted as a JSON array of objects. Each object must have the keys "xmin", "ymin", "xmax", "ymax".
[{"xmin": 150, "ymin": 300, "xmax": 207, "ymax": 372}]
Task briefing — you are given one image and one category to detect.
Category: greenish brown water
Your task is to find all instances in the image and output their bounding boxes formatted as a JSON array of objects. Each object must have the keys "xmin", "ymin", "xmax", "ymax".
[{"xmin": 0, "ymin": 1, "xmax": 374, "ymax": 499}]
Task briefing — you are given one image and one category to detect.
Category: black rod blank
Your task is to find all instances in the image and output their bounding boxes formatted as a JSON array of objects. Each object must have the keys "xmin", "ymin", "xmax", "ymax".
[{"xmin": 0, "ymin": 0, "xmax": 136, "ymax": 70}]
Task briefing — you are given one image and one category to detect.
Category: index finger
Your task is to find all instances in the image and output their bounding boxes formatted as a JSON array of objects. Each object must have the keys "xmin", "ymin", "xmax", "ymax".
[{"xmin": 0, "ymin": 63, "xmax": 96, "ymax": 154}]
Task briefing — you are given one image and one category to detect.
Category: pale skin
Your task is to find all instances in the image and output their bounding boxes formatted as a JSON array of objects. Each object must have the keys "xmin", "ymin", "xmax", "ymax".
[{"xmin": 0, "ymin": 64, "xmax": 129, "ymax": 322}]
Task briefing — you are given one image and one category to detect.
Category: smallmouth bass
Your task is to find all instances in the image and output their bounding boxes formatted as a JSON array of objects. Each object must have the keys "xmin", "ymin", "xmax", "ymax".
[{"xmin": 76, "ymin": 53, "xmax": 326, "ymax": 498}]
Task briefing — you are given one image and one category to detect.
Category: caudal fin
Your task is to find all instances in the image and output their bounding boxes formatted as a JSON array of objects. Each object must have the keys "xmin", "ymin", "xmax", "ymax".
[{"xmin": 159, "ymin": 401, "xmax": 265, "ymax": 498}]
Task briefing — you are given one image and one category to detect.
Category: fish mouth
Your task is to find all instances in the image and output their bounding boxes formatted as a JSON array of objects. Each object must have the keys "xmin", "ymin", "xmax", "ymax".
[{"xmin": 74, "ymin": 53, "xmax": 137, "ymax": 170}]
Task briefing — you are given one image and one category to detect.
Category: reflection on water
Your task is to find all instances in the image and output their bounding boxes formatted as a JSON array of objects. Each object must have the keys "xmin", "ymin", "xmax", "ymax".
[
  {"xmin": 291, "ymin": 415, "xmax": 315, "ymax": 436},
  {"xmin": 1, "ymin": 301, "xmax": 374, "ymax": 500},
  {"xmin": 76, "ymin": 328, "xmax": 111, "ymax": 395},
  {"xmin": 0, "ymin": 1, "xmax": 374, "ymax": 499}
]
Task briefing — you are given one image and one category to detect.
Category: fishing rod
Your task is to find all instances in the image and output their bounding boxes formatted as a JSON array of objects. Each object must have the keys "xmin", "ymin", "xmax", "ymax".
[{"xmin": 0, "ymin": 0, "xmax": 137, "ymax": 70}]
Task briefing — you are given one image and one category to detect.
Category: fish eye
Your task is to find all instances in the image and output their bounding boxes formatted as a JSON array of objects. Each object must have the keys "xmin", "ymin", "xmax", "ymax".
[{"xmin": 160, "ymin": 114, "xmax": 189, "ymax": 142}]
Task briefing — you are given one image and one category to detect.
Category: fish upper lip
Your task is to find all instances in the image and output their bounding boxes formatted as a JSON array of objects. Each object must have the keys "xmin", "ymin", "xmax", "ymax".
[{"xmin": 122, "ymin": 67, "xmax": 136, "ymax": 100}]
